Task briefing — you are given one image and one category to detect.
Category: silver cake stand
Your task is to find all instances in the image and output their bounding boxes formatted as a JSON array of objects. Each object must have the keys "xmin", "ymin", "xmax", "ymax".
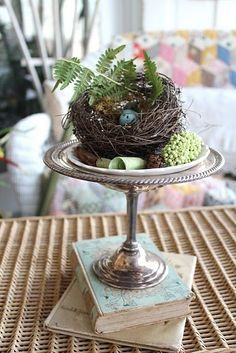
[{"xmin": 44, "ymin": 140, "xmax": 224, "ymax": 290}]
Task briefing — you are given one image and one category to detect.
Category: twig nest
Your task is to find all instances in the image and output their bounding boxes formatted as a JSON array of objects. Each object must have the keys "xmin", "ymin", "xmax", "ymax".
[{"xmin": 68, "ymin": 73, "xmax": 185, "ymax": 158}]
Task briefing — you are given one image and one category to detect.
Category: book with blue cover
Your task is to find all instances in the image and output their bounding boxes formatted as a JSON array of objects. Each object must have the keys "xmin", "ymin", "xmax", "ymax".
[
  {"xmin": 45, "ymin": 251, "xmax": 196, "ymax": 353},
  {"xmin": 71, "ymin": 234, "xmax": 194, "ymax": 334}
]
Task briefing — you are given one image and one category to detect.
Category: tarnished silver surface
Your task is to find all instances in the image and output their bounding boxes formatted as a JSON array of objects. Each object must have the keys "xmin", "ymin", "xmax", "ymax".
[
  {"xmin": 93, "ymin": 191, "xmax": 168, "ymax": 289},
  {"xmin": 44, "ymin": 140, "xmax": 224, "ymax": 191},
  {"xmin": 93, "ymin": 242, "xmax": 168, "ymax": 289},
  {"xmin": 44, "ymin": 140, "xmax": 224, "ymax": 289}
]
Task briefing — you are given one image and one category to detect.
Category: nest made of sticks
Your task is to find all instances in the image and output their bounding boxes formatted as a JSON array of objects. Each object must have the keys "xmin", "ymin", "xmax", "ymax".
[{"xmin": 67, "ymin": 73, "xmax": 185, "ymax": 158}]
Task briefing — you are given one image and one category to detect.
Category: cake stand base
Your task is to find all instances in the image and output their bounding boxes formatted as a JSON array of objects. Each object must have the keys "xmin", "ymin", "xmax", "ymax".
[
  {"xmin": 93, "ymin": 241, "xmax": 168, "ymax": 289},
  {"xmin": 93, "ymin": 190, "xmax": 168, "ymax": 289}
]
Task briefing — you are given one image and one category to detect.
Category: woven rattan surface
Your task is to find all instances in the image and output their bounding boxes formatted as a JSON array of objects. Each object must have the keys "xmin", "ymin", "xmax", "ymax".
[{"xmin": 0, "ymin": 206, "xmax": 235, "ymax": 353}]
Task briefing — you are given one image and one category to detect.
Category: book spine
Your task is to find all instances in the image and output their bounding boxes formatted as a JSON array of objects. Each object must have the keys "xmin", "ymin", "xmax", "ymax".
[{"xmin": 73, "ymin": 253, "xmax": 100, "ymax": 330}]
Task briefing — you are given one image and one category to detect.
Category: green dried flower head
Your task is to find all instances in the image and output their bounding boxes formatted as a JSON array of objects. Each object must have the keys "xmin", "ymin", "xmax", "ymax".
[{"xmin": 162, "ymin": 131, "xmax": 202, "ymax": 166}]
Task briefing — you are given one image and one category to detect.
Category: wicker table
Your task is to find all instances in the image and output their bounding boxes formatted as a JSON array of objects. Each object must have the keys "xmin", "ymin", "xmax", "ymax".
[{"xmin": 0, "ymin": 206, "xmax": 235, "ymax": 353}]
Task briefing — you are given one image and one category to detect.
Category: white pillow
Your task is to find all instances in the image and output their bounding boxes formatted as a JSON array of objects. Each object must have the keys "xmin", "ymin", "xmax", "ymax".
[
  {"xmin": 182, "ymin": 87, "xmax": 236, "ymax": 174},
  {"xmin": 6, "ymin": 113, "xmax": 51, "ymax": 216}
]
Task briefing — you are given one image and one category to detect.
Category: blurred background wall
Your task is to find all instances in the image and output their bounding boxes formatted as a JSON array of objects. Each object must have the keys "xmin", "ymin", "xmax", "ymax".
[{"xmin": 1, "ymin": 0, "xmax": 235, "ymax": 129}]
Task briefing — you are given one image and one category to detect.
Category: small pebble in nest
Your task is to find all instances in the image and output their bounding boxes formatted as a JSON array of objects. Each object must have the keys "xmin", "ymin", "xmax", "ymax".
[
  {"xmin": 147, "ymin": 154, "xmax": 163, "ymax": 169},
  {"xmin": 119, "ymin": 109, "xmax": 138, "ymax": 126}
]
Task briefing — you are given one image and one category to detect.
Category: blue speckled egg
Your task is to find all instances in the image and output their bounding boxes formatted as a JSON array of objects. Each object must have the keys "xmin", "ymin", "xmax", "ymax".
[{"xmin": 119, "ymin": 109, "xmax": 138, "ymax": 126}]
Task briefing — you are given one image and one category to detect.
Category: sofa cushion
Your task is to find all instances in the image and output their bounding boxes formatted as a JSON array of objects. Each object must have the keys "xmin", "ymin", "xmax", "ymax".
[
  {"xmin": 182, "ymin": 87, "xmax": 236, "ymax": 174},
  {"xmin": 6, "ymin": 113, "xmax": 51, "ymax": 216}
]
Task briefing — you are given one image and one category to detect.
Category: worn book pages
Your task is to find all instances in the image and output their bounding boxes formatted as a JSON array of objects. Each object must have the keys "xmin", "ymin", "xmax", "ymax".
[{"xmin": 45, "ymin": 252, "xmax": 196, "ymax": 353}]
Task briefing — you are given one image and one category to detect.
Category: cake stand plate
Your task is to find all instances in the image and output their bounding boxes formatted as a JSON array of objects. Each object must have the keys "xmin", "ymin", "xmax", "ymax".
[
  {"xmin": 44, "ymin": 140, "xmax": 224, "ymax": 289},
  {"xmin": 67, "ymin": 144, "xmax": 210, "ymax": 176}
]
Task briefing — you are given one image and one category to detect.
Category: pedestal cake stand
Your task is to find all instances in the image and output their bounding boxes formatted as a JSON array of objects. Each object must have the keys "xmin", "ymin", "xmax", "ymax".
[{"xmin": 44, "ymin": 140, "xmax": 224, "ymax": 290}]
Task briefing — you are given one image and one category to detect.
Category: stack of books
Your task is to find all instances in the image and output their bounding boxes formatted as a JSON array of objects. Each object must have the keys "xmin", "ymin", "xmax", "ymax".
[{"xmin": 45, "ymin": 234, "xmax": 196, "ymax": 353}]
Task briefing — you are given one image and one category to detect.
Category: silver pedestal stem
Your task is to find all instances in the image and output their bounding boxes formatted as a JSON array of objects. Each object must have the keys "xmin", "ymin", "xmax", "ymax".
[
  {"xmin": 92, "ymin": 188, "xmax": 168, "ymax": 289},
  {"xmin": 124, "ymin": 191, "xmax": 139, "ymax": 251}
]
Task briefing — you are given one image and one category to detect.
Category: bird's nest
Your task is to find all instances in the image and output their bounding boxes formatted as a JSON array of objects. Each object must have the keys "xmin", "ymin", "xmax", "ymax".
[{"xmin": 67, "ymin": 73, "xmax": 185, "ymax": 158}]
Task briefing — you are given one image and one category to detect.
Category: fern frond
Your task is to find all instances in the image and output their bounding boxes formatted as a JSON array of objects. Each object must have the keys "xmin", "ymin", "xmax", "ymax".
[
  {"xmin": 52, "ymin": 46, "xmax": 139, "ymax": 106},
  {"xmin": 110, "ymin": 59, "xmax": 136, "ymax": 83},
  {"xmin": 88, "ymin": 75, "xmax": 108, "ymax": 105},
  {"xmin": 71, "ymin": 67, "xmax": 94, "ymax": 102},
  {"xmin": 144, "ymin": 52, "xmax": 164, "ymax": 104},
  {"xmin": 108, "ymin": 87, "xmax": 128, "ymax": 102},
  {"xmin": 89, "ymin": 59, "xmax": 136, "ymax": 105},
  {"xmin": 90, "ymin": 85, "xmax": 126, "ymax": 106},
  {"xmin": 89, "ymin": 77, "xmax": 126, "ymax": 105},
  {"xmin": 124, "ymin": 59, "xmax": 137, "ymax": 82},
  {"xmin": 52, "ymin": 57, "xmax": 81, "ymax": 91},
  {"xmin": 96, "ymin": 45, "xmax": 126, "ymax": 74}
]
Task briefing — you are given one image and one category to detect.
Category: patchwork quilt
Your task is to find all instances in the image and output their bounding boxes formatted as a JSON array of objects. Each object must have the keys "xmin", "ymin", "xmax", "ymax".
[{"xmin": 111, "ymin": 30, "xmax": 236, "ymax": 87}]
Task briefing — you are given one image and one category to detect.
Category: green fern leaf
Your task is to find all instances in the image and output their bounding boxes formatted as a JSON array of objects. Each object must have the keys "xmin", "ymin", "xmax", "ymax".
[
  {"xmin": 96, "ymin": 45, "xmax": 126, "ymax": 74},
  {"xmin": 88, "ymin": 75, "xmax": 108, "ymax": 105},
  {"xmin": 108, "ymin": 87, "xmax": 127, "ymax": 102},
  {"xmin": 90, "ymin": 84, "xmax": 125, "ymax": 105},
  {"xmin": 71, "ymin": 67, "xmax": 94, "ymax": 102},
  {"xmin": 89, "ymin": 58, "xmax": 137, "ymax": 105},
  {"xmin": 124, "ymin": 59, "xmax": 137, "ymax": 82},
  {"xmin": 52, "ymin": 46, "xmax": 139, "ymax": 105},
  {"xmin": 52, "ymin": 57, "xmax": 81, "ymax": 91},
  {"xmin": 111, "ymin": 59, "xmax": 136, "ymax": 83},
  {"xmin": 144, "ymin": 52, "xmax": 164, "ymax": 104},
  {"xmin": 89, "ymin": 80, "xmax": 125, "ymax": 105},
  {"xmin": 107, "ymin": 59, "xmax": 137, "ymax": 95}
]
